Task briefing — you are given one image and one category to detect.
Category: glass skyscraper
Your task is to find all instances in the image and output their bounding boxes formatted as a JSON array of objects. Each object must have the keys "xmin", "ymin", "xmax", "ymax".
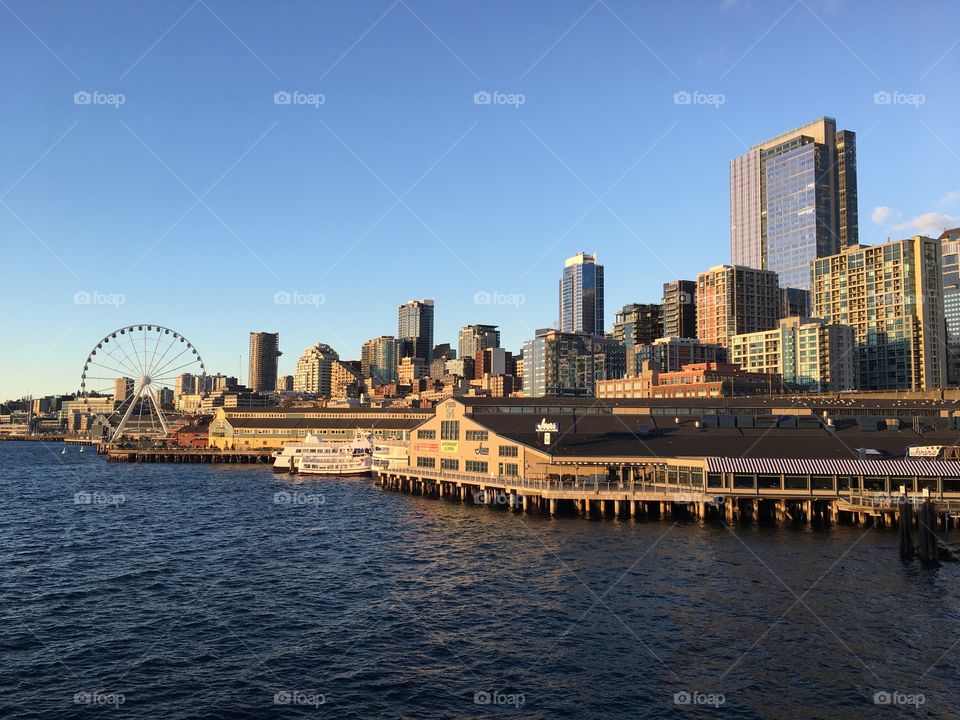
[
  {"xmin": 397, "ymin": 299, "xmax": 435, "ymax": 364},
  {"xmin": 559, "ymin": 252, "xmax": 604, "ymax": 335},
  {"xmin": 730, "ymin": 117, "xmax": 858, "ymax": 291}
]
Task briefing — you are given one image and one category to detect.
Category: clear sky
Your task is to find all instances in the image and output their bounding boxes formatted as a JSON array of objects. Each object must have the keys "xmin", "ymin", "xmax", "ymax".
[{"xmin": 2, "ymin": 0, "xmax": 959, "ymax": 399}]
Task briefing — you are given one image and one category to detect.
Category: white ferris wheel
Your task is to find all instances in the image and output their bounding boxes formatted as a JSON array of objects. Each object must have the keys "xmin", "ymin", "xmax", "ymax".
[{"xmin": 80, "ymin": 325, "xmax": 206, "ymax": 441}]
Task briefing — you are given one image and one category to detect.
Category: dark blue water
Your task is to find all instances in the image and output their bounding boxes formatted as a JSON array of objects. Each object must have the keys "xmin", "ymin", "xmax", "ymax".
[{"xmin": 0, "ymin": 441, "xmax": 957, "ymax": 719}]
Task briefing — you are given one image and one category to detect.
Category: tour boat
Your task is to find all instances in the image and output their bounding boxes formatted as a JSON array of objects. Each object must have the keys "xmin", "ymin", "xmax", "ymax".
[{"xmin": 272, "ymin": 431, "xmax": 373, "ymax": 476}]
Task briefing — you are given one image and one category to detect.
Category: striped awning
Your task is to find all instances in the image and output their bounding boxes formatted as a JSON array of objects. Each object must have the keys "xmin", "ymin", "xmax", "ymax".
[{"xmin": 705, "ymin": 457, "xmax": 960, "ymax": 478}]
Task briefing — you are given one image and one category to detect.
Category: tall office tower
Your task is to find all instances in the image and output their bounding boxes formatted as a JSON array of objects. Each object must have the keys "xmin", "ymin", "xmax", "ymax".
[
  {"xmin": 113, "ymin": 377, "xmax": 134, "ymax": 402},
  {"xmin": 276, "ymin": 375, "xmax": 294, "ymax": 392},
  {"xmin": 941, "ymin": 228, "xmax": 960, "ymax": 384},
  {"xmin": 174, "ymin": 373, "xmax": 197, "ymax": 400},
  {"xmin": 361, "ymin": 336, "xmax": 398, "ymax": 385},
  {"xmin": 812, "ymin": 236, "xmax": 946, "ymax": 391},
  {"xmin": 521, "ymin": 329, "xmax": 624, "ymax": 397},
  {"xmin": 293, "ymin": 343, "xmax": 340, "ymax": 396},
  {"xmin": 696, "ymin": 265, "xmax": 780, "ymax": 348},
  {"xmin": 397, "ymin": 299, "xmax": 435, "ymax": 364},
  {"xmin": 613, "ymin": 303, "xmax": 662, "ymax": 349},
  {"xmin": 560, "ymin": 252, "xmax": 604, "ymax": 334},
  {"xmin": 661, "ymin": 280, "xmax": 697, "ymax": 338},
  {"xmin": 458, "ymin": 324, "xmax": 500, "ymax": 360},
  {"xmin": 248, "ymin": 332, "xmax": 281, "ymax": 393},
  {"xmin": 730, "ymin": 117, "xmax": 859, "ymax": 290}
]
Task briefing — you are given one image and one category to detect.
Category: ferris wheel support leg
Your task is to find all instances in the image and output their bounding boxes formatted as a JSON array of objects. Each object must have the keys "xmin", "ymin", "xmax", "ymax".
[{"xmin": 112, "ymin": 385, "xmax": 144, "ymax": 442}]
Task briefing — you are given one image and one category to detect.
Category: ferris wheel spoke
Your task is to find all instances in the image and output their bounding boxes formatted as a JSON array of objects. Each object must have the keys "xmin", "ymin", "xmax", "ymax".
[
  {"xmin": 124, "ymin": 330, "xmax": 145, "ymax": 377},
  {"xmin": 149, "ymin": 345, "xmax": 193, "ymax": 379},
  {"xmin": 87, "ymin": 359, "xmax": 139, "ymax": 378},
  {"xmin": 98, "ymin": 346, "xmax": 142, "ymax": 378},
  {"xmin": 146, "ymin": 335, "xmax": 179, "ymax": 378},
  {"xmin": 146, "ymin": 330, "xmax": 164, "ymax": 378},
  {"xmin": 150, "ymin": 359, "xmax": 203, "ymax": 381}
]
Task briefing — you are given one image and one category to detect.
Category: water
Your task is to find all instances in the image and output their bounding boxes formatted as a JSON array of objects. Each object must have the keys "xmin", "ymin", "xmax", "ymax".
[{"xmin": 0, "ymin": 441, "xmax": 956, "ymax": 719}]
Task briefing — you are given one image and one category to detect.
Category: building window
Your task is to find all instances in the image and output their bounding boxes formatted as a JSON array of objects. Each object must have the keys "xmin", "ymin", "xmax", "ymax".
[
  {"xmin": 465, "ymin": 430, "xmax": 488, "ymax": 442},
  {"xmin": 465, "ymin": 460, "xmax": 488, "ymax": 473},
  {"xmin": 417, "ymin": 429, "xmax": 436, "ymax": 439},
  {"xmin": 498, "ymin": 445, "xmax": 518, "ymax": 457},
  {"xmin": 441, "ymin": 459, "xmax": 459, "ymax": 471},
  {"xmin": 504, "ymin": 463, "xmax": 518, "ymax": 476},
  {"xmin": 416, "ymin": 456, "xmax": 435, "ymax": 468},
  {"xmin": 441, "ymin": 421, "xmax": 459, "ymax": 440}
]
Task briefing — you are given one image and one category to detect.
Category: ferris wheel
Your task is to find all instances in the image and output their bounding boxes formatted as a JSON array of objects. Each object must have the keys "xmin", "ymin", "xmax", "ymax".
[{"xmin": 80, "ymin": 325, "xmax": 206, "ymax": 441}]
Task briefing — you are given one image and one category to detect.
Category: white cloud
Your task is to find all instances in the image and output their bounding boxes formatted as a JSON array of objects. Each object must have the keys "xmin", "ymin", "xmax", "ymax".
[
  {"xmin": 871, "ymin": 206, "xmax": 894, "ymax": 224},
  {"xmin": 939, "ymin": 190, "xmax": 960, "ymax": 207},
  {"xmin": 890, "ymin": 212, "xmax": 960, "ymax": 237}
]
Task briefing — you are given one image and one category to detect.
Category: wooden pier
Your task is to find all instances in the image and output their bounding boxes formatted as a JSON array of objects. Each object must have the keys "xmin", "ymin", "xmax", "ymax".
[
  {"xmin": 375, "ymin": 467, "xmax": 960, "ymax": 529},
  {"xmin": 106, "ymin": 448, "xmax": 274, "ymax": 464}
]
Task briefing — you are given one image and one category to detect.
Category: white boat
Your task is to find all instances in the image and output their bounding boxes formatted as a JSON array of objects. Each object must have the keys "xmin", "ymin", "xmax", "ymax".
[
  {"xmin": 272, "ymin": 431, "xmax": 373, "ymax": 476},
  {"xmin": 372, "ymin": 438, "xmax": 409, "ymax": 471}
]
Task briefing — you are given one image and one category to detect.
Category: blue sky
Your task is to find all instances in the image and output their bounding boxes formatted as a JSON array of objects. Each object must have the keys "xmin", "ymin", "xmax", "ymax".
[{"xmin": 2, "ymin": 0, "xmax": 959, "ymax": 398}]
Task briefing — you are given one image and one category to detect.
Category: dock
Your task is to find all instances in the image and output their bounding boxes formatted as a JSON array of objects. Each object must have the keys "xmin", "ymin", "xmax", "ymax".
[{"xmin": 106, "ymin": 448, "xmax": 274, "ymax": 464}]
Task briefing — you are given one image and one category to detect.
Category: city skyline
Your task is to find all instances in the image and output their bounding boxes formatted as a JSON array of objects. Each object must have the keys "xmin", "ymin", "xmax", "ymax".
[{"xmin": 4, "ymin": 1, "xmax": 960, "ymax": 398}]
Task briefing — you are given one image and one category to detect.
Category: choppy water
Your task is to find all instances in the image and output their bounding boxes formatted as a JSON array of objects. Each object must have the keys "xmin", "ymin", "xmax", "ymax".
[{"xmin": 0, "ymin": 441, "xmax": 957, "ymax": 718}]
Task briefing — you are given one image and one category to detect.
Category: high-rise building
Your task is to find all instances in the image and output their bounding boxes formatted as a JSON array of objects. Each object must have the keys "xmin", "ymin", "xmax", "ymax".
[
  {"xmin": 940, "ymin": 228, "xmax": 960, "ymax": 385},
  {"xmin": 276, "ymin": 375, "xmax": 294, "ymax": 392},
  {"xmin": 361, "ymin": 336, "xmax": 398, "ymax": 385},
  {"xmin": 560, "ymin": 252, "xmax": 604, "ymax": 334},
  {"xmin": 730, "ymin": 317, "xmax": 857, "ymax": 393},
  {"xmin": 612, "ymin": 304, "xmax": 662, "ymax": 349},
  {"xmin": 812, "ymin": 236, "xmax": 946, "ymax": 391},
  {"xmin": 696, "ymin": 265, "xmax": 780, "ymax": 348},
  {"xmin": 521, "ymin": 329, "xmax": 624, "ymax": 397},
  {"xmin": 248, "ymin": 332, "xmax": 281, "ymax": 393},
  {"xmin": 661, "ymin": 280, "xmax": 697, "ymax": 339},
  {"xmin": 293, "ymin": 343, "xmax": 340, "ymax": 396},
  {"xmin": 398, "ymin": 299, "xmax": 435, "ymax": 363},
  {"xmin": 730, "ymin": 117, "xmax": 858, "ymax": 290},
  {"xmin": 330, "ymin": 361, "xmax": 365, "ymax": 402},
  {"xmin": 458, "ymin": 324, "xmax": 500, "ymax": 360},
  {"xmin": 113, "ymin": 377, "xmax": 133, "ymax": 402}
]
